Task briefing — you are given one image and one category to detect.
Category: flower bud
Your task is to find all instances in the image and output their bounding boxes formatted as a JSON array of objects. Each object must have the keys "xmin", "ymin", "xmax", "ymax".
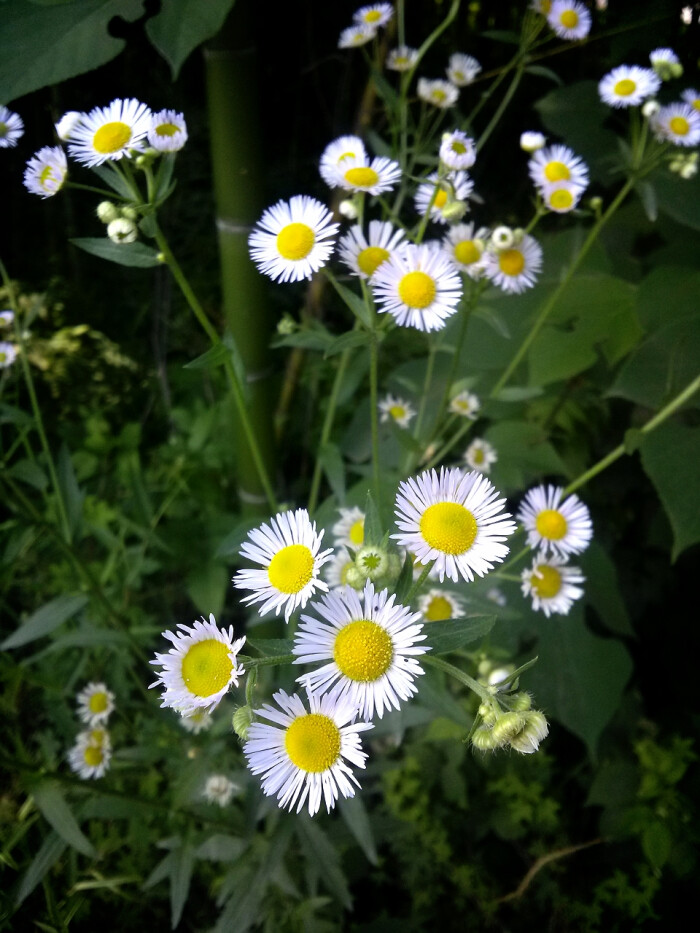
[
  {"xmin": 277, "ymin": 314, "xmax": 296, "ymax": 335},
  {"xmin": 509, "ymin": 692, "xmax": 532, "ymax": 711},
  {"xmin": 339, "ymin": 199, "xmax": 359, "ymax": 220},
  {"xmin": 96, "ymin": 201, "xmax": 119, "ymax": 224},
  {"xmin": 120, "ymin": 205, "xmax": 139, "ymax": 221},
  {"xmin": 520, "ymin": 131, "xmax": 546, "ymax": 152},
  {"xmin": 344, "ymin": 565, "xmax": 366, "ymax": 590},
  {"xmin": 642, "ymin": 99, "xmax": 660, "ymax": 118},
  {"xmin": 232, "ymin": 705, "xmax": 253, "ymax": 741},
  {"xmin": 440, "ymin": 199, "xmax": 468, "ymax": 223},
  {"xmin": 471, "ymin": 725, "xmax": 500, "ymax": 751},
  {"xmin": 355, "ymin": 545, "xmax": 389, "ymax": 581},
  {"xmin": 491, "ymin": 711, "xmax": 527, "ymax": 747},
  {"xmin": 490, "ymin": 225, "xmax": 514, "ymax": 251},
  {"xmin": 107, "ymin": 218, "xmax": 138, "ymax": 244},
  {"xmin": 478, "ymin": 703, "xmax": 497, "ymax": 727},
  {"xmin": 509, "ymin": 710, "xmax": 549, "ymax": 754}
]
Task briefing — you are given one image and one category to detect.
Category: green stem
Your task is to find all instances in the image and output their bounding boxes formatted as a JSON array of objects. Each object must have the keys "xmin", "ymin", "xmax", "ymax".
[
  {"xmin": 491, "ymin": 176, "xmax": 635, "ymax": 397},
  {"xmin": 476, "ymin": 61, "xmax": 525, "ymax": 151},
  {"xmin": 423, "ymin": 654, "xmax": 492, "ymax": 704},
  {"xmin": 369, "ymin": 325, "xmax": 382, "ymax": 507},
  {"xmin": 425, "ymin": 418, "xmax": 473, "ymax": 470},
  {"xmin": 403, "ymin": 559, "xmax": 436, "ymax": 604},
  {"xmin": 307, "ymin": 344, "xmax": 353, "ymax": 514},
  {"xmin": 241, "ymin": 653, "xmax": 295, "ymax": 669}
]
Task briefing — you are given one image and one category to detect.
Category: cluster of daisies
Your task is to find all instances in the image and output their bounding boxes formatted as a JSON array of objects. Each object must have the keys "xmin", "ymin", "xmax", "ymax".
[
  {"xmin": 67, "ymin": 682, "xmax": 115, "ymax": 780},
  {"xmin": 0, "ymin": 309, "xmax": 16, "ymax": 372}
]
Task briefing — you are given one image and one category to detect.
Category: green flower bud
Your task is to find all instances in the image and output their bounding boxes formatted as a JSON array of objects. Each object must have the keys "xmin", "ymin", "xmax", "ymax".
[
  {"xmin": 478, "ymin": 703, "xmax": 498, "ymax": 726},
  {"xmin": 491, "ymin": 711, "xmax": 527, "ymax": 747},
  {"xmin": 96, "ymin": 201, "xmax": 119, "ymax": 224},
  {"xmin": 232, "ymin": 705, "xmax": 253, "ymax": 741},
  {"xmin": 344, "ymin": 565, "xmax": 365, "ymax": 590},
  {"xmin": 107, "ymin": 218, "xmax": 138, "ymax": 245},
  {"xmin": 277, "ymin": 314, "xmax": 297, "ymax": 335},
  {"xmin": 471, "ymin": 725, "xmax": 499, "ymax": 751},
  {"xmin": 120, "ymin": 205, "xmax": 139, "ymax": 221},
  {"xmin": 509, "ymin": 710, "xmax": 549, "ymax": 754},
  {"xmin": 440, "ymin": 199, "xmax": 468, "ymax": 223},
  {"xmin": 508, "ymin": 692, "xmax": 532, "ymax": 711},
  {"xmin": 355, "ymin": 545, "xmax": 389, "ymax": 581}
]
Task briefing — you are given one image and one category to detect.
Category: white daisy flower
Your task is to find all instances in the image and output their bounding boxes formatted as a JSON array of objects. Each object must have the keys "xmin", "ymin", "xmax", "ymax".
[
  {"xmin": 387, "ymin": 46, "xmax": 419, "ymax": 72},
  {"xmin": 521, "ymin": 555, "xmax": 585, "ymax": 617},
  {"xmin": 244, "ymin": 688, "xmax": 372, "ymax": 816},
  {"xmin": 393, "ymin": 466, "xmax": 516, "ymax": 583},
  {"xmin": 439, "ymin": 130, "xmax": 477, "ymax": 170},
  {"xmin": 0, "ymin": 106, "xmax": 24, "ymax": 148},
  {"xmin": 329, "ymin": 154, "xmax": 402, "ymax": 195},
  {"xmin": 179, "ymin": 708, "xmax": 214, "ymax": 734},
  {"xmin": 76, "ymin": 682, "xmax": 115, "ymax": 725},
  {"xmin": 650, "ymin": 48, "xmax": 681, "ymax": 80},
  {"xmin": 338, "ymin": 220, "xmax": 406, "ymax": 280},
  {"xmin": 530, "ymin": 0, "xmax": 553, "ymax": 13},
  {"xmin": 332, "ymin": 507, "xmax": 366, "ymax": 549},
  {"xmin": 447, "ymin": 52, "xmax": 482, "ymax": 86},
  {"xmin": 541, "ymin": 180, "xmax": 585, "ymax": 213},
  {"xmin": 68, "ymin": 729, "xmax": 112, "ymax": 780},
  {"xmin": 203, "ymin": 774, "xmax": 240, "ymax": 807},
  {"xmin": 0, "ymin": 311, "xmax": 13, "ymax": 327},
  {"xmin": 483, "ymin": 233, "xmax": 543, "ymax": 294},
  {"xmin": 449, "ymin": 390, "xmax": 480, "ymax": 418},
  {"xmin": 324, "ymin": 551, "xmax": 356, "ymax": 589},
  {"xmin": 598, "ymin": 65, "xmax": 661, "ymax": 108},
  {"xmin": 150, "ymin": 614, "xmax": 246, "ymax": 715},
  {"xmin": 414, "ymin": 171, "xmax": 474, "ymax": 225},
  {"xmin": 248, "ymin": 196, "xmax": 338, "ymax": 284},
  {"xmin": 651, "ymin": 102, "xmax": 700, "ymax": 147},
  {"xmin": 528, "ymin": 143, "xmax": 589, "ymax": 192},
  {"xmin": 520, "ymin": 131, "xmax": 547, "ymax": 152},
  {"xmin": 148, "ymin": 109, "xmax": 188, "ymax": 151},
  {"xmin": 442, "ymin": 223, "xmax": 490, "ymax": 276},
  {"xmin": 378, "ymin": 393, "xmax": 416, "ymax": 428},
  {"xmin": 319, "ymin": 135, "xmax": 367, "ymax": 186},
  {"xmin": 55, "ymin": 111, "xmax": 82, "ymax": 142},
  {"xmin": 464, "ymin": 438, "xmax": 498, "ymax": 473},
  {"xmin": 517, "ymin": 484, "xmax": 593, "ymax": 558},
  {"xmin": 67, "ymin": 98, "xmax": 152, "ymax": 166},
  {"xmin": 0, "ymin": 342, "xmax": 17, "ymax": 369},
  {"xmin": 23, "ymin": 146, "xmax": 68, "ymax": 199},
  {"xmin": 353, "ymin": 3, "xmax": 393, "ymax": 27},
  {"xmin": 418, "ymin": 588, "xmax": 466, "ymax": 622},
  {"xmin": 294, "ymin": 581, "xmax": 428, "ymax": 721},
  {"xmin": 681, "ymin": 88, "xmax": 700, "ymax": 112},
  {"xmin": 339, "ymin": 23, "xmax": 377, "ymax": 48},
  {"xmin": 371, "ymin": 242, "xmax": 463, "ymax": 332},
  {"xmin": 418, "ymin": 78, "xmax": 460, "ymax": 109},
  {"xmin": 233, "ymin": 508, "xmax": 333, "ymax": 621},
  {"xmin": 546, "ymin": 0, "xmax": 592, "ymax": 40}
]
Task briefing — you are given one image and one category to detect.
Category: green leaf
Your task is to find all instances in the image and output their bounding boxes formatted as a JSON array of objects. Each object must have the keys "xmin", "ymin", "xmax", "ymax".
[
  {"xmin": 636, "ymin": 180, "xmax": 658, "ymax": 223},
  {"xmin": 58, "ymin": 444, "xmax": 84, "ymax": 540},
  {"xmin": 0, "ymin": 402, "xmax": 33, "ymax": 426},
  {"xmin": 363, "ymin": 489, "xmax": 383, "ymax": 546},
  {"xmin": 145, "ymin": 0, "xmax": 237, "ymax": 78},
  {"xmin": 640, "ymin": 422, "xmax": 700, "ymax": 561},
  {"xmin": 196, "ymin": 835, "xmax": 247, "ymax": 862},
  {"xmin": 70, "ymin": 238, "xmax": 162, "ymax": 268},
  {"xmin": 319, "ymin": 442, "xmax": 345, "ymax": 502},
  {"xmin": 491, "ymin": 386, "xmax": 544, "ymax": 402},
  {"xmin": 246, "ymin": 637, "xmax": 294, "ymax": 657},
  {"xmin": 525, "ymin": 64, "xmax": 563, "ymax": 85},
  {"xmin": 0, "ymin": 0, "xmax": 145, "ymax": 103},
  {"xmin": 214, "ymin": 517, "xmax": 261, "ymax": 557},
  {"xmin": 272, "ymin": 327, "xmax": 334, "ymax": 352},
  {"xmin": 393, "ymin": 552, "xmax": 415, "ymax": 603},
  {"xmin": 183, "ymin": 342, "xmax": 231, "ymax": 370},
  {"xmin": 651, "ymin": 163, "xmax": 700, "ymax": 231},
  {"xmin": 31, "ymin": 781, "xmax": 95, "ymax": 858},
  {"xmin": 338, "ymin": 795, "xmax": 378, "ymax": 865},
  {"xmin": 484, "ymin": 420, "xmax": 569, "ymax": 493},
  {"xmin": 580, "ymin": 541, "xmax": 634, "ymax": 637},
  {"xmin": 528, "ymin": 607, "xmax": 633, "ymax": 758},
  {"xmin": 326, "ymin": 276, "xmax": 372, "ymax": 329},
  {"xmin": 422, "ymin": 615, "xmax": 495, "ymax": 654},
  {"xmin": 6, "ymin": 459, "xmax": 49, "ymax": 491},
  {"xmin": 324, "ymin": 330, "xmax": 368, "ymax": 358},
  {"xmin": 642, "ymin": 820, "xmax": 672, "ymax": 870},
  {"xmin": 15, "ymin": 831, "xmax": 66, "ymax": 907},
  {"xmin": 296, "ymin": 818, "xmax": 352, "ymax": 910},
  {"xmin": 91, "ymin": 163, "xmax": 135, "ymax": 200},
  {"xmin": 417, "ymin": 668, "xmax": 471, "ymax": 725},
  {"xmin": 1, "ymin": 593, "xmax": 88, "ymax": 649},
  {"xmin": 169, "ymin": 842, "xmax": 195, "ymax": 929},
  {"xmin": 186, "ymin": 562, "xmax": 229, "ymax": 618}
]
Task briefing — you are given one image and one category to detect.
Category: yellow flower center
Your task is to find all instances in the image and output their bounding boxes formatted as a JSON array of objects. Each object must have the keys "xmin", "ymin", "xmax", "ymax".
[
  {"xmin": 549, "ymin": 188, "xmax": 574, "ymax": 210},
  {"xmin": 531, "ymin": 565, "xmax": 562, "ymax": 599},
  {"xmin": 434, "ymin": 187, "xmax": 448, "ymax": 208},
  {"xmin": 340, "ymin": 560, "xmax": 354, "ymax": 584},
  {"xmin": 432, "ymin": 90, "xmax": 447, "ymax": 103},
  {"xmin": 454, "ymin": 240, "xmax": 480, "ymax": 265},
  {"xmin": 389, "ymin": 404, "xmax": 406, "ymax": 421},
  {"xmin": 181, "ymin": 640, "xmax": 233, "ymax": 697},
  {"xmin": 0, "ymin": 122, "xmax": 7, "ymax": 138},
  {"xmin": 39, "ymin": 165, "xmax": 56, "ymax": 189},
  {"xmin": 398, "ymin": 270, "xmax": 436, "ymax": 309},
  {"xmin": 544, "ymin": 160, "xmax": 570, "ymax": 182},
  {"xmin": 450, "ymin": 140, "xmax": 467, "ymax": 154},
  {"xmin": 349, "ymin": 519, "xmax": 365, "ymax": 545},
  {"xmin": 424, "ymin": 595, "xmax": 454, "ymax": 622},
  {"xmin": 452, "ymin": 70, "xmax": 465, "ymax": 82},
  {"xmin": 88, "ymin": 692, "xmax": 108, "ymax": 713},
  {"xmin": 420, "ymin": 502, "xmax": 477, "ymax": 555},
  {"xmin": 276, "ymin": 223, "xmax": 315, "ymax": 261},
  {"xmin": 285, "ymin": 713, "xmax": 341, "ymax": 772},
  {"xmin": 357, "ymin": 245, "xmax": 390, "ymax": 276},
  {"xmin": 669, "ymin": 116, "xmax": 690, "ymax": 136},
  {"xmin": 155, "ymin": 122, "xmax": 180, "ymax": 137},
  {"xmin": 338, "ymin": 150, "xmax": 357, "ymax": 163},
  {"xmin": 471, "ymin": 447, "xmax": 485, "ymax": 464},
  {"xmin": 93, "ymin": 121, "xmax": 132, "ymax": 154},
  {"xmin": 84, "ymin": 746, "xmax": 104, "ymax": 767},
  {"xmin": 344, "ymin": 166, "xmax": 380, "ymax": 188},
  {"xmin": 364, "ymin": 10, "xmax": 382, "ymax": 22},
  {"xmin": 499, "ymin": 249, "xmax": 525, "ymax": 276},
  {"xmin": 267, "ymin": 543, "xmax": 314, "ymax": 593},
  {"xmin": 614, "ymin": 79, "xmax": 636, "ymax": 97},
  {"xmin": 333, "ymin": 619, "xmax": 394, "ymax": 681},
  {"xmin": 691, "ymin": 98, "xmax": 700, "ymax": 112},
  {"xmin": 560, "ymin": 10, "xmax": 578, "ymax": 28},
  {"xmin": 535, "ymin": 508, "xmax": 567, "ymax": 540},
  {"xmin": 394, "ymin": 56, "xmax": 408, "ymax": 67},
  {"xmin": 89, "ymin": 729, "xmax": 106, "ymax": 745}
]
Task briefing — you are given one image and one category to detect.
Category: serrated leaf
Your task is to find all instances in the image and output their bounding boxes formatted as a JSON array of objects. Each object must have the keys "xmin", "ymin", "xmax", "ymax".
[
  {"xmin": 338, "ymin": 795, "xmax": 378, "ymax": 866},
  {"xmin": 15, "ymin": 831, "xmax": 66, "ymax": 907},
  {"xmin": 70, "ymin": 238, "xmax": 162, "ymax": 268},
  {"xmin": 1, "ymin": 593, "xmax": 88, "ymax": 649},
  {"xmin": 422, "ymin": 615, "xmax": 495, "ymax": 654},
  {"xmin": 145, "ymin": 0, "xmax": 237, "ymax": 78},
  {"xmin": 31, "ymin": 781, "xmax": 95, "ymax": 858}
]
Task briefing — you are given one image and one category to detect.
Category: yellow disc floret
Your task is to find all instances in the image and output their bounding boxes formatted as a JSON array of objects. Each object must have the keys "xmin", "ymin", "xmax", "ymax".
[
  {"xmin": 84, "ymin": 746, "xmax": 104, "ymax": 767},
  {"xmin": 454, "ymin": 240, "xmax": 480, "ymax": 265},
  {"xmin": 357, "ymin": 245, "xmax": 390, "ymax": 276},
  {"xmin": 349, "ymin": 519, "xmax": 365, "ymax": 546},
  {"xmin": 669, "ymin": 116, "xmax": 689, "ymax": 136},
  {"xmin": 424, "ymin": 595, "xmax": 454, "ymax": 622},
  {"xmin": 499, "ymin": 249, "xmax": 525, "ymax": 277},
  {"xmin": 544, "ymin": 160, "xmax": 571, "ymax": 182},
  {"xmin": 285, "ymin": 713, "xmax": 341, "ymax": 772},
  {"xmin": 531, "ymin": 564, "xmax": 562, "ymax": 599},
  {"xmin": 535, "ymin": 508, "xmax": 568, "ymax": 540},
  {"xmin": 333, "ymin": 619, "xmax": 394, "ymax": 681},
  {"xmin": 277, "ymin": 223, "xmax": 315, "ymax": 261},
  {"xmin": 155, "ymin": 122, "xmax": 179, "ymax": 137},
  {"xmin": 614, "ymin": 79, "xmax": 636, "ymax": 97},
  {"xmin": 181, "ymin": 640, "xmax": 233, "ymax": 697},
  {"xmin": 433, "ymin": 187, "xmax": 448, "ymax": 208},
  {"xmin": 549, "ymin": 188, "xmax": 574, "ymax": 211},
  {"xmin": 398, "ymin": 270, "xmax": 437, "ymax": 309},
  {"xmin": 560, "ymin": 10, "xmax": 578, "ymax": 29},
  {"xmin": 420, "ymin": 502, "xmax": 478, "ymax": 555},
  {"xmin": 88, "ymin": 692, "xmax": 108, "ymax": 714},
  {"xmin": 344, "ymin": 166, "xmax": 380, "ymax": 188},
  {"xmin": 268, "ymin": 543, "xmax": 314, "ymax": 593},
  {"xmin": 93, "ymin": 121, "xmax": 132, "ymax": 154}
]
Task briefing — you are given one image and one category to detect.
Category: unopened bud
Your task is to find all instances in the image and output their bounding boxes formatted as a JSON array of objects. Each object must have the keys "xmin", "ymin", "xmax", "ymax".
[
  {"xmin": 441, "ymin": 199, "xmax": 468, "ymax": 223},
  {"xmin": 107, "ymin": 218, "xmax": 138, "ymax": 244},
  {"xmin": 345, "ymin": 565, "xmax": 365, "ymax": 590},
  {"xmin": 642, "ymin": 99, "xmax": 660, "ymax": 118},
  {"xmin": 471, "ymin": 725, "xmax": 499, "ymax": 751},
  {"xmin": 490, "ymin": 225, "xmax": 514, "ymax": 251},
  {"xmin": 356, "ymin": 545, "xmax": 390, "ymax": 581},
  {"xmin": 339, "ymin": 199, "xmax": 359, "ymax": 220},
  {"xmin": 478, "ymin": 703, "xmax": 497, "ymax": 727},
  {"xmin": 491, "ymin": 711, "xmax": 527, "ymax": 747},
  {"xmin": 509, "ymin": 710, "xmax": 549, "ymax": 754},
  {"xmin": 120, "ymin": 205, "xmax": 139, "ymax": 221},
  {"xmin": 277, "ymin": 314, "xmax": 296, "ymax": 335},
  {"xmin": 520, "ymin": 131, "xmax": 546, "ymax": 152},
  {"xmin": 509, "ymin": 692, "xmax": 533, "ymax": 711},
  {"xmin": 232, "ymin": 705, "xmax": 253, "ymax": 741},
  {"xmin": 96, "ymin": 201, "xmax": 119, "ymax": 224}
]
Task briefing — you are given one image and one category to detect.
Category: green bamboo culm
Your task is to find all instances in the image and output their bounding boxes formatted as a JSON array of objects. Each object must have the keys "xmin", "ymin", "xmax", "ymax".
[{"xmin": 204, "ymin": 4, "xmax": 277, "ymax": 516}]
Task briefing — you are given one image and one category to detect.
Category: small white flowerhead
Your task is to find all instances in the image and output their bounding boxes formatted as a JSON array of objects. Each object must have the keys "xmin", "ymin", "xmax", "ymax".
[
  {"xmin": 490, "ymin": 225, "xmax": 514, "ymax": 250},
  {"xmin": 439, "ymin": 130, "xmax": 477, "ymax": 171},
  {"xmin": 331, "ymin": 507, "xmax": 365, "ymax": 552},
  {"xmin": 546, "ymin": 0, "xmax": 592, "ymax": 40},
  {"xmin": 338, "ymin": 220, "xmax": 406, "ymax": 280},
  {"xmin": 387, "ymin": 46, "xmax": 419, "ymax": 72},
  {"xmin": 442, "ymin": 223, "xmax": 489, "ymax": 277},
  {"xmin": 418, "ymin": 78, "xmax": 460, "ymax": 109},
  {"xmin": 68, "ymin": 98, "xmax": 151, "ymax": 166},
  {"xmin": 517, "ymin": 484, "xmax": 592, "ymax": 558},
  {"xmin": 521, "ymin": 555, "xmax": 585, "ymax": 617},
  {"xmin": 0, "ymin": 342, "xmax": 17, "ymax": 369},
  {"xmin": 464, "ymin": 438, "xmax": 498, "ymax": 474},
  {"xmin": 55, "ymin": 111, "xmax": 83, "ymax": 142},
  {"xmin": 599, "ymin": 66, "xmax": 661, "ymax": 108},
  {"xmin": 414, "ymin": 171, "xmax": 474, "ymax": 225},
  {"xmin": 329, "ymin": 155, "xmax": 402, "ymax": 195},
  {"xmin": 248, "ymin": 196, "xmax": 338, "ymax": 283},
  {"xmin": 23, "ymin": 147, "xmax": 68, "ymax": 199},
  {"xmin": 520, "ymin": 131, "xmax": 546, "ymax": 152},
  {"xmin": 203, "ymin": 774, "xmax": 239, "ymax": 807},
  {"xmin": 319, "ymin": 135, "xmax": 367, "ymax": 187},
  {"xmin": 338, "ymin": 199, "xmax": 359, "ymax": 220},
  {"xmin": 449, "ymin": 390, "xmax": 480, "ymax": 419},
  {"xmin": 681, "ymin": 89, "xmax": 700, "ymax": 112},
  {"xmin": 179, "ymin": 708, "xmax": 214, "ymax": 734},
  {"xmin": 68, "ymin": 729, "xmax": 112, "ymax": 780},
  {"xmin": 107, "ymin": 218, "xmax": 138, "ymax": 244},
  {"xmin": 339, "ymin": 23, "xmax": 377, "ymax": 48},
  {"xmin": 148, "ymin": 109, "xmax": 188, "ymax": 151},
  {"xmin": 0, "ymin": 106, "xmax": 24, "ymax": 148},
  {"xmin": 651, "ymin": 103, "xmax": 700, "ymax": 147},
  {"xmin": 528, "ymin": 143, "xmax": 589, "ymax": 193},
  {"xmin": 541, "ymin": 180, "xmax": 585, "ymax": 213},
  {"xmin": 418, "ymin": 587, "xmax": 466, "ymax": 622},
  {"xmin": 650, "ymin": 48, "xmax": 682, "ymax": 81},
  {"xmin": 353, "ymin": 3, "xmax": 393, "ymax": 28},
  {"xmin": 447, "ymin": 53, "xmax": 481, "ymax": 86},
  {"xmin": 378, "ymin": 393, "xmax": 416, "ymax": 428},
  {"xmin": 483, "ymin": 233, "xmax": 543, "ymax": 294},
  {"xmin": 76, "ymin": 682, "xmax": 115, "ymax": 725},
  {"xmin": 0, "ymin": 311, "xmax": 13, "ymax": 327}
]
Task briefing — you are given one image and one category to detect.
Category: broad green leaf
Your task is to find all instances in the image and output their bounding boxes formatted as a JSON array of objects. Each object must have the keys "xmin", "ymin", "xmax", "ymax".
[
  {"xmin": 642, "ymin": 820, "xmax": 672, "ymax": 870},
  {"xmin": 634, "ymin": 266, "xmax": 700, "ymax": 332},
  {"xmin": 296, "ymin": 818, "xmax": 352, "ymax": 910},
  {"xmin": 272, "ymin": 328, "xmax": 334, "ymax": 353},
  {"xmin": 586, "ymin": 759, "xmax": 639, "ymax": 809},
  {"xmin": 6, "ymin": 459, "xmax": 48, "ymax": 491},
  {"xmin": 1, "ymin": 593, "xmax": 88, "ymax": 649},
  {"xmin": 422, "ymin": 615, "xmax": 495, "ymax": 655},
  {"xmin": 484, "ymin": 420, "xmax": 569, "ymax": 493},
  {"xmin": 31, "ymin": 781, "xmax": 95, "ymax": 858},
  {"xmin": 640, "ymin": 422, "xmax": 700, "ymax": 561},
  {"xmin": 145, "ymin": 0, "xmax": 237, "ymax": 78},
  {"xmin": 324, "ymin": 330, "xmax": 368, "ymax": 358},
  {"xmin": 319, "ymin": 442, "xmax": 345, "ymax": 502},
  {"xmin": 0, "ymin": 402, "xmax": 33, "ymax": 426},
  {"xmin": 528, "ymin": 607, "xmax": 633, "ymax": 759},
  {"xmin": 491, "ymin": 386, "xmax": 544, "ymax": 402},
  {"xmin": 651, "ymin": 163, "xmax": 700, "ymax": 231},
  {"xmin": 0, "ymin": 0, "xmax": 144, "ymax": 103},
  {"xmin": 580, "ymin": 541, "xmax": 634, "ymax": 637},
  {"xmin": 15, "ymin": 831, "xmax": 66, "ymax": 907},
  {"xmin": 70, "ymin": 238, "xmax": 162, "ymax": 268},
  {"xmin": 338, "ymin": 795, "xmax": 378, "ymax": 866}
]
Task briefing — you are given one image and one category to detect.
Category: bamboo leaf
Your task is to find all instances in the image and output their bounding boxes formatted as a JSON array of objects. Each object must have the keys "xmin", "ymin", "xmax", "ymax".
[
  {"xmin": 31, "ymin": 781, "xmax": 95, "ymax": 858},
  {"xmin": 70, "ymin": 238, "xmax": 162, "ymax": 268},
  {"xmin": 145, "ymin": 0, "xmax": 237, "ymax": 78},
  {"xmin": 422, "ymin": 615, "xmax": 495, "ymax": 654},
  {"xmin": 1, "ymin": 594, "xmax": 88, "ymax": 649}
]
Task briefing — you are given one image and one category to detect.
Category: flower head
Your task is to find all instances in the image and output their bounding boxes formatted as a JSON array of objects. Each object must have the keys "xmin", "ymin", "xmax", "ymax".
[
  {"xmin": 483, "ymin": 233, "xmax": 543, "ymax": 294},
  {"xmin": 148, "ymin": 109, "xmax": 188, "ymax": 151},
  {"xmin": 150, "ymin": 614, "xmax": 246, "ymax": 715},
  {"xmin": 244, "ymin": 689, "xmax": 372, "ymax": 816},
  {"xmin": 418, "ymin": 78, "xmax": 459, "ymax": 109},
  {"xmin": 324, "ymin": 551, "xmax": 357, "ymax": 589},
  {"xmin": 599, "ymin": 66, "xmax": 661, "ymax": 108},
  {"xmin": 0, "ymin": 342, "xmax": 17, "ymax": 369},
  {"xmin": 76, "ymin": 682, "xmax": 115, "ymax": 725},
  {"xmin": 233, "ymin": 508, "xmax": 333, "ymax": 621},
  {"xmin": 332, "ymin": 507, "xmax": 366, "ymax": 549},
  {"xmin": 339, "ymin": 23, "xmax": 377, "ymax": 48},
  {"xmin": 338, "ymin": 220, "xmax": 406, "ymax": 280},
  {"xmin": 23, "ymin": 146, "xmax": 68, "ymax": 199},
  {"xmin": 0, "ymin": 106, "xmax": 24, "ymax": 148},
  {"xmin": 447, "ymin": 53, "xmax": 481, "ymax": 86},
  {"xmin": 249, "ymin": 196, "xmax": 338, "ymax": 283},
  {"xmin": 179, "ymin": 708, "xmax": 214, "ymax": 734},
  {"xmin": 414, "ymin": 171, "xmax": 474, "ymax": 225},
  {"xmin": 464, "ymin": 438, "xmax": 498, "ymax": 473},
  {"xmin": 439, "ymin": 130, "xmax": 477, "ymax": 171},
  {"xmin": 449, "ymin": 390, "xmax": 480, "ymax": 418},
  {"xmin": 393, "ymin": 466, "xmax": 516, "ymax": 583},
  {"xmin": 55, "ymin": 111, "xmax": 82, "ymax": 142},
  {"xmin": 329, "ymin": 155, "xmax": 401, "ymax": 195},
  {"xmin": 528, "ymin": 143, "xmax": 589, "ymax": 193},
  {"xmin": 520, "ymin": 131, "xmax": 546, "ymax": 152},
  {"xmin": 651, "ymin": 103, "xmax": 700, "ymax": 147},
  {"xmin": 546, "ymin": 0, "xmax": 592, "ymax": 40},
  {"xmin": 294, "ymin": 581, "xmax": 428, "ymax": 721},
  {"xmin": 353, "ymin": 3, "xmax": 393, "ymax": 27},
  {"xmin": 681, "ymin": 88, "xmax": 700, "ymax": 112},
  {"xmin": 442, "ymin": 223, "xmax": 490, "ymax": 277},
  {"xmin": 107, "ymin": 217, "xmax": 138, "ymax": 244},
  {"xmin": 203, "ymin": 774, "xmax": 240, "ymax": 807},
  {"xmin": 650, "ymin": 48, "xmax": 682, "ymax": 81},
  {"xmin": 320, "ymin": 135, "xmax": 367, "ymax": 186},
  {"xmin": 521, "ymin": 555, "xmax": 585, "ymax": 616},
  {"xmin": 68, "ymin": 729, "xmax": 111, "ymax": 780},
  {"xmin": 387, "ymin": 46, "xmax": 419, "ymax": 72},
  {"xmin": 541, "ymin": 180, "xmax": 585, "ymax": 213},
  {"xmin": 517, "ymin": 484, "xmax": 592, "ymax": 558},
  {"xmin": 378, "ymin": 393, "xmax": 416, "ymax": 428},
  {"xmin": 418, "ymin": 588, "xmax": 466, "ymax": 622},
  {"xmin": 68, "ymin": 98, "xmax": 152, "ymax": 166}
]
